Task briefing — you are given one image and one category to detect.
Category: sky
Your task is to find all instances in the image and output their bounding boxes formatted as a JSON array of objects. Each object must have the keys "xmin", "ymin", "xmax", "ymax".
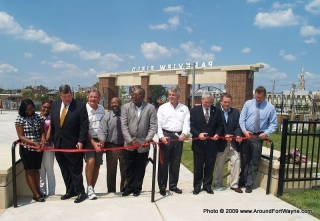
[{"xmin": 0, "ymin": 0, "xmax": 319, "ymax": 93}]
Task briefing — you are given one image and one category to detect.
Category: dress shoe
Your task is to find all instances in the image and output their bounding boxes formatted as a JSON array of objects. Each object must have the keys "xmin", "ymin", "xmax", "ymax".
[
  {"xmin": 159, "ymin": 189, "xmax": 166, "ymax": 196},
  {"xmin": 40, "ymin": 193, "xmax": 47, "ymax": 198},
  {"xmin": 231, "ymin": 187, "xmax": 243, "ymax": 193},
  {"xmin": 169, "ymin": 187, "xmax": 182, "ymax": 194},
  {"xmin": 245, "ymin": 186, "xmax": 252, "ymax": 193},
  {"xmin": 74, "ymin": 193, "xmax": 86, "ymax": 203},
  {"xmin": 133, "ymin": 191, "xmax": 140, "ymax": 197},
  {"xmin": 61, "ymin": 192, "xmax": 77, "ymax": 200},
  {"xmin": 33, "ymin": 196, "xmax": 45, "ymax": 202},
  {"xmin": 193, "ymin": 190, "xmax": 200, "ymax": 195},
  {"xmin": 203, "ymin": 188, "xmax": 214, "ymax": 194},
  {"xmin": 122, "ymin": 189, "xmax": 134, "ymax": 197}
]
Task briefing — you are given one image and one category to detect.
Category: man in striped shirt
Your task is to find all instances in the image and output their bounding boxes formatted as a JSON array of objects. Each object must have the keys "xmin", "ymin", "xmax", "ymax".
[{"xmin": 84, "ymin": 89, "xmax": 105, "ymax": 199}]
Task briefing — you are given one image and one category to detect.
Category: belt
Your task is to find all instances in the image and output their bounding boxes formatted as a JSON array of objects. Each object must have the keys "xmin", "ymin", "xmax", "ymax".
[
  {"xmin": 107, "ymin": 142, "xmax": 124, "ymax": 147},
  {"xmin": 162, "ymin": 129, "xmax": 182, "ymax": 135},
  {"xmin": 251, "ymin": 132, "xmax": 263, "ymax": 135}
]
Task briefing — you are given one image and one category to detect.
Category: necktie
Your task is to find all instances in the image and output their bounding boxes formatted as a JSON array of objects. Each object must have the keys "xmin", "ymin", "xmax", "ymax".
[
  {"xmin": 254, "ymin": 103, "xmax": 260, "ymax": 133},
  {"xmin": 117, "ymin": 115, "xmax": 124, "ymax": 144},
  {"xmin": 60, "ymin": 105, "xmax": 67, "ymax": 127},
  {"xmin": 205, "ymin": 109, "xmax": 209, "ymax": 124}
]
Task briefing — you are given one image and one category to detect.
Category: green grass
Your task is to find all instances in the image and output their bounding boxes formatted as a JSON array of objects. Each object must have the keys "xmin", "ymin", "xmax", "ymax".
[{"xmin": 181, "ymin": 135, "xmax": 320, "ymax": 219}]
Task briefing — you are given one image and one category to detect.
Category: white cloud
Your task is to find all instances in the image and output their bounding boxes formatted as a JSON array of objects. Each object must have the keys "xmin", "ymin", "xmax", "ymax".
[
  {"xmin": 0, "ymin": 12, "xmax": 23, "ymax": 35},
  {"xmin": 305, "ymin": 0, "xmax": 320, "ymax": 14},
  {"xmin": 184, "ymin": 26, "xmax": 193, "ymax": 33},
  {"xmin": 0, "ymin": 12, "xmax": 86, "ymax": 56},
  {"xmin": 79, "ymin": 50, "xmax": 101, "ymax": 60},
  {"xmin": 148, "ymin": 16, "xmax": 180, "ymax": 30},
  {"xmin": 148, "ymin": 23, "xmax": 169, "ymax": 30},
  {"xmin": 211, "ymin": 45, "xmax": 222, "ymax": 52},
  {"xmin": 168, "ymin": 16, "xmax": 180, "ymax": 29},
  {"xmin": 272, "ymin": 2, "xmax": 295, "ymax": 9},
  {"xmin": 0, "ymin": 62, "xmax": 18, "ymax": 75},
  {"xmin": 99, "ymin": 53, "xmax": 123, "ymax": 70},
  {"xmin": 40, "ymin": 60, "xmax": 98, "ymax": 81},
  {"xmin": 304, "ymin": 37, "xmax": 318, "ymax": 44},
  {"xmin": 180, "ymin": 41, "xmax": 215, "ymax": 61},
  {"xmin": 24, "ymin": 52, "xmax": 33, "ymax": 58},
  {"xmin": 254, "ymin": 9, "xmax": 300, "ymax": 28},
  {"xmin": 141, "ymin": 42, "xmax": 171, "ymax": 60},
  {"xmin": 45, "ymin": 60, "xmax": 79, "ymax": 70},
  {"xmin": 52, "ymin": 41, "xmax": 81, "ymax": 52},
  {"xmin": 242, "ymin": 47, "xmax": 251, "ymax": 53},
  {"xmin": 279, "ymin": 50, "xmax": 296, "ymax": 61},
  {"xmin": 20, "ymin": 26, "xmax": 59, "ymax": 44},
  {"xmin": 257, "ymin": 63, "xmax": 287, "ymax": 79},
  {"xmin": 300, "ymin": 25, "xmax": 320, "ymax": 36},
  {"xmin": 163, "ymin": 6, "xmax": 184, "ymax": 13}
]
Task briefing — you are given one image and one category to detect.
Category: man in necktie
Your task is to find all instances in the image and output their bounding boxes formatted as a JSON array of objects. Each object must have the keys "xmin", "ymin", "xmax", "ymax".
[
  {"xmin": 50, "ymin": 84, "xmax": 88, "ymax": 203},
  {"xmin": 190, "ymin": 92, "xmax": 224, "ymax": 195},
  {"xmin": 239, "ymin": 86, "xmax": 277, "ymax": 193},
  {"xmin": 98, "ymin": 97, "xmax": 127, "ymax": 193}
]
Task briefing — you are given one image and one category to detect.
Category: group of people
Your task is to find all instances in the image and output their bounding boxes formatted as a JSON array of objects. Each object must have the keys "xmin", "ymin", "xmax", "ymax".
[{"xmin": 14, "ymin": 84, "xmax": 277, "ymax": 204}]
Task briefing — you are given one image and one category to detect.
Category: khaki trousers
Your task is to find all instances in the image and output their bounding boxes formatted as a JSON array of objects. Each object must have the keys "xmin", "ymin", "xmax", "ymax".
[{"xmin": 215, "ymin": 142, "xmax": 240, "ymax": 188}]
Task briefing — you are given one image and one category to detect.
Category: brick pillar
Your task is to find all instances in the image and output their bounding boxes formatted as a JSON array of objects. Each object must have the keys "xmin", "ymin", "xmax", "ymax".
[
  {"xmin": 178, "ymin": 75, "xmax": 190, "ymax": 107},
  {"xmin": 141, "ymin": 76, "xmax": 152, "ymax": 103},
  {"xmin": 99, "ymin": 77, "xmax": 119, "ymax": 110},
  {"xmin": 226, "ymin": 70, "xmax": 254, "ymax": 111}
]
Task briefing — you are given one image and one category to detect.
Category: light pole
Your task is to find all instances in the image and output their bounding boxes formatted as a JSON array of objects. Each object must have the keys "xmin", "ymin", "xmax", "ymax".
[{"xmin": 191, "ymin": 63, "xmax": 196, "ymax": 108}]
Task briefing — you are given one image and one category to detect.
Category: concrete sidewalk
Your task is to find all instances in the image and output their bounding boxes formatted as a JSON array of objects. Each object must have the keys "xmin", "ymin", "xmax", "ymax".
[{"xmin": 0, "ymin": 110, "xmax": 318, "ymax": 221}]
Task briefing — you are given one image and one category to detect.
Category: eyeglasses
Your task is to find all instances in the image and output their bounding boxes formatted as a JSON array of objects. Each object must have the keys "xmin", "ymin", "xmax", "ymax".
[{"xmin": 42, "ymin": 107, "xmax": 51, "ymax": 110}]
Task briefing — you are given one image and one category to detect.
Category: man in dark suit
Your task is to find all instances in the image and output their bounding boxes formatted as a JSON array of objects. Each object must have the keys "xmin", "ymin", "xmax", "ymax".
[
  {"xmin": 50, "ymin": 84, "xmax": 88, "ymax": 203},
  {"xmin": 215, "ymin": 93, "xmax": 243, "ymax": 193},
  {"xmin": 190, "ymin": 92, "xmax": 224, "ymax": 195}
]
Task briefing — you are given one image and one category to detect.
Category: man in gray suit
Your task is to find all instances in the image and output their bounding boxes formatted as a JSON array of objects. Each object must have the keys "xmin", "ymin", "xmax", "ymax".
[{"xmin": 121, "ymin": 87, "xmax": 157, "ymax": 197}]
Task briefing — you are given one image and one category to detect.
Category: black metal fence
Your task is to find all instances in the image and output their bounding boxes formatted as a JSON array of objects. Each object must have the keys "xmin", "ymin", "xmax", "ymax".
[{"xmin": 278, "ymin": 118, "xmax": 320, "ymax": 196}]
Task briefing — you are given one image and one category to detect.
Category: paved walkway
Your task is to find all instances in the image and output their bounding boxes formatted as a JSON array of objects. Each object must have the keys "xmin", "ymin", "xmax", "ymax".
[{"xmin": 0, "ymin": 110, "xmax": 318, "ymax": 221}]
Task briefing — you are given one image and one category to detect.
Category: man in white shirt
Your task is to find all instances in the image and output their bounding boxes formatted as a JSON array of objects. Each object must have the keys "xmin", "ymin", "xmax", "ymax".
[
  {"xmin": 84, "ymin": 89, "xmax": 105, "ymax": 199},
  {"xmin": 157, "ymin": 85, "xmax": 190, "ymax": 196}
]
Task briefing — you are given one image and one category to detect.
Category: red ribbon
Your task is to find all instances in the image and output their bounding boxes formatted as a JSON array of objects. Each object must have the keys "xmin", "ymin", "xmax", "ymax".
[{"xmin": 16, "ymin": 135, "xmax": 270, "ymax": 162}]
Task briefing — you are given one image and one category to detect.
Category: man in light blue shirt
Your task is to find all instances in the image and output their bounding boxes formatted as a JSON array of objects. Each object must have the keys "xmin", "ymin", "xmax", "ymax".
[{"xmin": 239, "ymin": 86, "xmax": 277, "ymax": 193}]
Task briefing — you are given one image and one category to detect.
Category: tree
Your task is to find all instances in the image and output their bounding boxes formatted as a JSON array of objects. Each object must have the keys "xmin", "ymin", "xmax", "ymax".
[
  {"xmin": 92, "ymin": 82, "xmax": 99, "ymax": 90},
  {"xmin": 22, "ymin": 91, "xmax": 33, "ymax": 100},
  {"xmin": 118, "ymin": 86, "xmax": 127, "ymax": 103},
  {"xmin": 151, "ymin": 85, "xmax": 167, "ymax": 106}
]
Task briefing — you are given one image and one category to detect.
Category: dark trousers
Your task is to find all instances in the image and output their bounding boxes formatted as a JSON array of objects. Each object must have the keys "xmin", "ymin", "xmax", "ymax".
[
  {"xmin": 105, "ymin": 143, "xmax": 127, "ymax": 192},
  {"xmin": 157, "ymin": 133, "xmax": 183, "ymax": 190},
  {"xmin": 55, "ymin": 152, "xmax": 85, "ymax": 194},
  {"xmin": 243, "ymin": 138, "xmax": 263, "ymax": 188},
  {"xmin": 193, "ymin": 147, "xmax": 216, "ymax": 191},
  {"xmin": 239, "ymin": 143, "xmax": 246, "ymax": 185},
  {"xmin": 125, "ymin": 149, "xmax": 149, "ymax": 192}
]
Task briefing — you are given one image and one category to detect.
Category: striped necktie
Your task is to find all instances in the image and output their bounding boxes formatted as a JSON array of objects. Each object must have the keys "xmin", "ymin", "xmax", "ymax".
[{"xmin": 205, "ymin": 109, "xmax": 209, "ymax": 124}]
